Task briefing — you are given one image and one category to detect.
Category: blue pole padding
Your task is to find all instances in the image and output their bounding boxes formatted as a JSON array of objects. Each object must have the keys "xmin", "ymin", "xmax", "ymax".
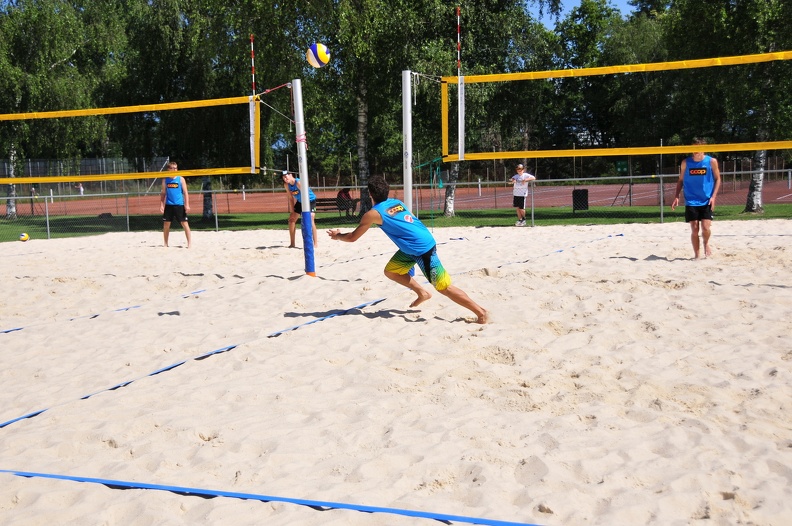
[{"xmin": 301, "ymin": 210, "xmax": 315, "ymax": 275}]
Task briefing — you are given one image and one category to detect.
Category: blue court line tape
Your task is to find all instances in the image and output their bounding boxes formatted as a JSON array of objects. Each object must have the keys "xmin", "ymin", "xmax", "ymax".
[
  {"xmin": 0, "ymin": 347, "xmax": 225, "ymax": 430},
  {"xmin": 496, "ymin": 233, "xmax": 624, "ymax": 268},
  {"xmin": 0, "ymin": 298, "xmax": 386, "ymax": 430},
  {"xmin": 267, "ymin": 298, "xmax": 386, "ymax": 337},
  {"xmin": 1, "ymin": 288, "xmax": 209, "ymax": 335},
  {"xmin": 0, "ymin": 235, "xmax": 610, "ymax": 428},
  {"xmin": 182, "ymin": 289, "xmax": 206, "ymax": 298},
  {"xmin": 0, "ymin": 469, "xmax": 541, "ymax": 526}
]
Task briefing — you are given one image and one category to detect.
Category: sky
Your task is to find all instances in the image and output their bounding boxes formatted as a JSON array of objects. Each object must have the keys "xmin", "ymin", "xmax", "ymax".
[{"xmin": 531, "ymin": 0, "xmax": 635, "ymax": 26}]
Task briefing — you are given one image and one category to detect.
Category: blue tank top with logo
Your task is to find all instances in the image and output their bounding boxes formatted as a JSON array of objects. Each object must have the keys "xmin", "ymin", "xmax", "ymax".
[
  {"xmin": 373, "ymin": 198, "xmax": 436, "ymax": 256},
  {"xmin": 683, "ymin": 155, "xmax": 714, "ymax": 207},
  {"xmin": 288, "ymin": 179, "xmax": 316, "ymax": 203},
  {"xmin": 165, "ymin": 176, "xmax": 184, "ymax": 205}
]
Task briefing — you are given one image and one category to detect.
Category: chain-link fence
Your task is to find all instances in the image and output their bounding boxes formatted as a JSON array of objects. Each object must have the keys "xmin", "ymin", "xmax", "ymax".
[{"xmin": 2, "ymin": 170, "xmax": 790, "ymax": 242}]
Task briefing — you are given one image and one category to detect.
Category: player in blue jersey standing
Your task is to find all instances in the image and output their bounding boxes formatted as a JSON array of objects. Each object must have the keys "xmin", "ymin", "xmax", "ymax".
[
  {"xmin": 160, "ymin": 161, "xmax": 192, "ymax": 248},
  {"xmin": 282, "ymin": 171, "xmax": 318, "ymax": 249},
  {"xmin": 671, "ymin": 138, "xmax": 721, "ymax": 259},
  {"xmin": 327, "ymin": 175, "xmax": 488, "ymax": 324}
]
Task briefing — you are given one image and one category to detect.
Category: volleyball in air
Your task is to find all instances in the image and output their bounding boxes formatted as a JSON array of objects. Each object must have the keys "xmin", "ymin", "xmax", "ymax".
[
  {"xmin": 306, "ymin": 43, "xmax": 330, "ymax": 68},
  {"xmin": 19, "ymin": 232, "xmax": 29, "ymax": 242}
]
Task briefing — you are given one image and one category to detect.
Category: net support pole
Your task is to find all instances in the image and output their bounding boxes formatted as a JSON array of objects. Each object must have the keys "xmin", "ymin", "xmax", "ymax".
[
  {"xmin": 457, "ymin": 6, "xmax": 465, "ymax": 161},
  {"xmin": 249, "ymin": 96, "xmax": 259, "ymax": 174},
  {"xmin": 458, "ymin": 76, "xmax": 465, "ymax": 161},
  {"xmin": 402, "ymin": 70, "xmax": 413, "ymax": 213},
  {"xmin": 292, "ymin": 78, "xmax": 316, "ymax": 276}
]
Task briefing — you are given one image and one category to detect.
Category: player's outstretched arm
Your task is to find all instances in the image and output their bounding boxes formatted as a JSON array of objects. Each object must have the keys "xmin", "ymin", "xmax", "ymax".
[{"xmin": 328, "ymin": 209, "xmax": 382, "ymax": 242}]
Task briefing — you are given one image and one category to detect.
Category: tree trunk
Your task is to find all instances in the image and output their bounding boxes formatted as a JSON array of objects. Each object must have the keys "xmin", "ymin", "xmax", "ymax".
[
  {"xmin": 443, "ymin": 163, "xmax": 460, "ymax": 217},
  {"xmin": 5, "ymin": 148, "xmax": 18, "ymax": 220},
  {"xmin": 201, "ymin": 177, "xmax": 213, "ymax": 221},
  {"xmin": 743, "ymin": 149, "xmax": 765, "ymax": 213},
  {"xmin": 356, "ymin": 79, "xmax": 371, "ymax": 215}
]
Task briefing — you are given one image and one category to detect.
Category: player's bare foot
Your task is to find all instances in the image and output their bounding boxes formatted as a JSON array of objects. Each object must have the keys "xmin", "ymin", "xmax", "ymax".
[
  {"xmin": 474, "ymin": 309, "xmax": 488, "ymax": 324},
  {"xmin": 704, "ymin": 245, "xmax": 712, "ymax": 257},
  {"xmin": 410, "ymin": 290, "xmax": 432, "ymax": 308}
]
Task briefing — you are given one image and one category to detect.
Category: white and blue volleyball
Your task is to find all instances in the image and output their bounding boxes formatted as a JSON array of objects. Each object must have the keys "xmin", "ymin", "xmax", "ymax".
[{"xmin": 306, "ymin": 43, "xmax": 330, "ymax": 68}]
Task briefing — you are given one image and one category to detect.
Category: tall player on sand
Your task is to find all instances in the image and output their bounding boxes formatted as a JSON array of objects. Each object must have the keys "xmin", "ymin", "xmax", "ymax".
[
  {"xmin": 160, "ymin": 161, "xmax": 192, "ymax": 248},
  {"xmin": 671, "ymin": 138, "xmax": 721, "ymax": 259},
  {"xmin": 328, "ymin": 175, "xmax": 488, "ymax": 324}
]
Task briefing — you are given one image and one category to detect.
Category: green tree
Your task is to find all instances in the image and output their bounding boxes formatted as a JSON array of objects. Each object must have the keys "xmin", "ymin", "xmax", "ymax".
[
  {"xmin": 664, "ymin": 0, "xmax": 792, "ymax": 212},
  {"xmin": 0, "ymin": 0, "xmax": 126, "ymax": 218}
]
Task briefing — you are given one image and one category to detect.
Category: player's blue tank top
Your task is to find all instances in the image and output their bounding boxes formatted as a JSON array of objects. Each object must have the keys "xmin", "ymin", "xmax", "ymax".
[
  {"xmin": 683, "ymin": 155, "xmax": 714, "ymax": 207},
  {"xmin": 373, "ymin": 198, "xmax": 436, "ymax": 256},
  {"xmin": 165, "ymin": 176, "xmax": 184, "ymax": 205},
  {"xmin": 288, "ymin": 179, "xmax": 316, "ymax": 203}
]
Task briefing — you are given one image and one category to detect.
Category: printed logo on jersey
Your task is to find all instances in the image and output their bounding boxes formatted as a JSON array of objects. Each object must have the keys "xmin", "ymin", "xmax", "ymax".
[
  {"xmin": 404, "ymin": 215, "xmax": 414, "ymax": 223},
  {"xmin": 688, "ymin": 168, "xmax": 707, "ymax": 175},
  {"xmin": 167, "ymin": 183, "xmax": 180, "ymax": 188},
  {"xmin": 386, "ymin": 204, "xmax": 406, "ymax": 216}
]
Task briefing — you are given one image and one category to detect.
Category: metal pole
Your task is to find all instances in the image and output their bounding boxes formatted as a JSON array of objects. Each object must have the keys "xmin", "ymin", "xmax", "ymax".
[
  {"xmin": 402, "ymin": 70, "xmax": 413, "ymax": 213},
  {"xmin": 292, "ymin": 78, "xmax": 315, "ymax": 276}
]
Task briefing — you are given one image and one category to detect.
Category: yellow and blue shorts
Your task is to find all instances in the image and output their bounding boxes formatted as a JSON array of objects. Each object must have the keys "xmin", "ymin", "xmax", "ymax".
[{"xmin": 384, "ymin": 245, "xmax": 451, "ymax": 291}]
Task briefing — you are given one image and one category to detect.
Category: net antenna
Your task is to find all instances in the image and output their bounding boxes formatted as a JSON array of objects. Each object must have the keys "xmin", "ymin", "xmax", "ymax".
[{"xmin": 250, "ymin": 34, "xmax": 257, "ymax": 96}]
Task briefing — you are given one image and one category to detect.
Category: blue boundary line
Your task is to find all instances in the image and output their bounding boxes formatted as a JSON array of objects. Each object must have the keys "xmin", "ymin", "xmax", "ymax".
[
  {"xmin": 0, "ymin": 237, "xmax": 477, "ymax": 335},
  {"xmin": 1, "ymin": 234, "xmax": 620, "ymax": 524},
  {"xmin": 0, "ymin": 469, "xmax": 541, "ymax": 526},
  {"xmin": 1, "ymin": 291, "xmax": 203, "ymax": 334},
  {"xmin": 0, "ymin": 299, "xmax": 386, "ymax": 430},
  {"xmin": 1, "ymin": 235, "xmax": 627, "ymax": 429},
  {"xmin": 1, "ymin": 234, "xmax": 626, "ymax": 428},
  {"xmin": 267, "ymin": 298, "xmax": 386, "ymax": 337}
]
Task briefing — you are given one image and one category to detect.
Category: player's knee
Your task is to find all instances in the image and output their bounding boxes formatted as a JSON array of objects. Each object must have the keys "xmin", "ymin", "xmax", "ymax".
[{"xmin": 433, "ymin": 275, "xmax": 451, "ymax": 292}]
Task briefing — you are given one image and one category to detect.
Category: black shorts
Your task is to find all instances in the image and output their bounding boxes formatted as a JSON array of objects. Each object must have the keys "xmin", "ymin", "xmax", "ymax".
[
  {"xmin": 163, "ymin": 204, "xmax": 188, "ymax": 223},
  {"xmin": 512, "ymin": 195, "xmax": 528, "ymax": 209},
  {"xmin": 684, "ymin": 204, "xmax": 713, "ymax": 223},
  {"xmin": 294, "ymin": 200, "xmax": 317, "ymax": 214}
]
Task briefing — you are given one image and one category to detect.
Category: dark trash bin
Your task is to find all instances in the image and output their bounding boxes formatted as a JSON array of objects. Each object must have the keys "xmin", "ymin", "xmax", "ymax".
[{"xmin": 572, "ymin": 189, "xmax": 589, "ymax": 212}]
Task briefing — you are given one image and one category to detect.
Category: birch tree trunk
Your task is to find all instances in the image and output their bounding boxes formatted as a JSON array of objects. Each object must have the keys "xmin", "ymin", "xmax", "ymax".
[
  {"xmin": 356, "ymin": 80, "xmax": 371, "ymax": 215},
  {"xmin": 744, "ymin": 149, "xmax": 765, "ymax": 213},
  {"xmin": 443, "ymin": 163, "xmax": 460, "ymax": 217},
  {"xmin": 5, "ymin": 148, "xmax": 17, "ymax": 220}
]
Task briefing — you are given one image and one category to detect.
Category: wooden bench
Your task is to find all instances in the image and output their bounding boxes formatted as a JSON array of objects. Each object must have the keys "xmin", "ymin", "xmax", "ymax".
[{"xmin": 314, "ymin": 197, "xmax": 360, "ymax": 216}]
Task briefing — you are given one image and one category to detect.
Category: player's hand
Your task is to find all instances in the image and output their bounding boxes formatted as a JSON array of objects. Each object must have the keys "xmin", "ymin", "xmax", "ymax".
[
  {"xmin": 327, "ymin": 229, "xmax": 341, "ymax": 240},
  {"xmin": 671, "ymin": 198, "xmax": 678, "ymax": 211}
]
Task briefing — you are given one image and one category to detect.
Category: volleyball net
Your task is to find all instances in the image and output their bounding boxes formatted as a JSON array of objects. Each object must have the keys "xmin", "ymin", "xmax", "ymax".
[
  {"xmin": 0, "ymin": 95, "xmax": 261, "ymax": 186},
  {"xmin": 440, "ymin": 50, "xmax": 792, "ymax": 162}
]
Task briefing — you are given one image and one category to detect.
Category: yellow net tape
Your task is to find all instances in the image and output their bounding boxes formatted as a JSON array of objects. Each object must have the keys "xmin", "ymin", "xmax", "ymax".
[
  {"xmin": 441, "ymin": 51, "xmax": 792, "ymax": 160},
  {"xmin": 0, "ymin": 96, "xmax": 259, "ymax": 183},
  {"xmin": 441, "ymin": 51, "xmax": 792, "ymax": 84},
  {"xmin": 0, "ymin": 96, "xmax": 251, "ymax": 121},
  {"xmin": 0, "ymin": 168, "xmax": 252, "ymax": 185},
  {"xmin": 442, "ymin": 141, "xmax": 792, "ymax": 163}
]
